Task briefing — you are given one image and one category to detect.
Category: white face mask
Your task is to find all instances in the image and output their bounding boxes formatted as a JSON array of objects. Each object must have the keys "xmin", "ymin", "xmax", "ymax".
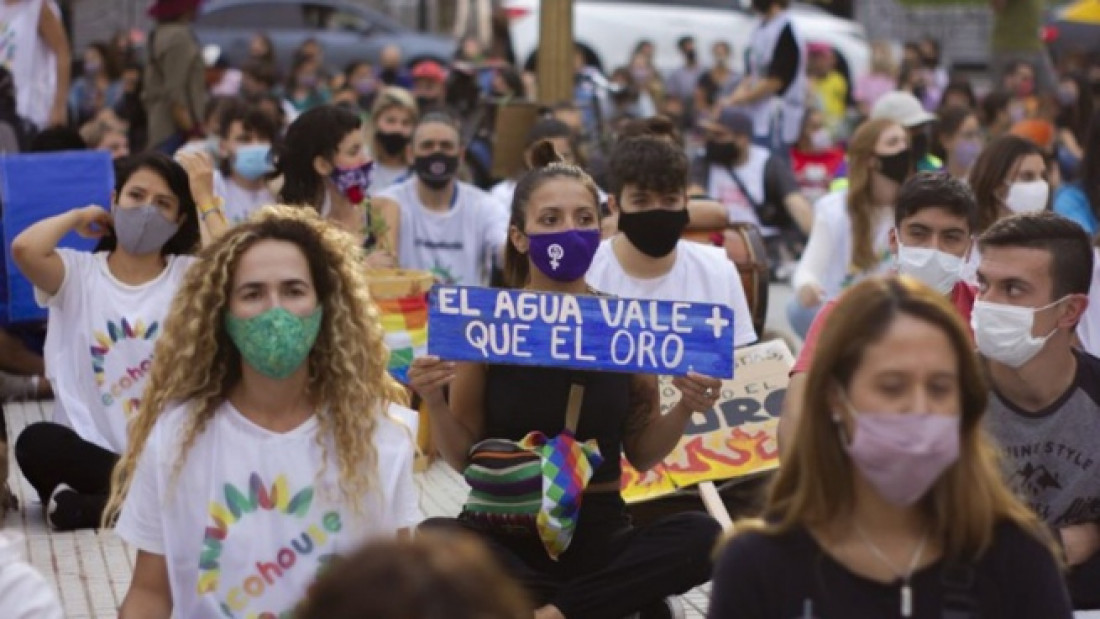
[
  {"xmin": 971, "ymin": 298, "xmax": 1064, "ymax": 368},
  {"xmin": 1004, "ymin": 180, "xmax": 1050, "ymax": 214},
  {"xmin": 896, "ymin": 239, "xmax": 966, "ymax": 295}
]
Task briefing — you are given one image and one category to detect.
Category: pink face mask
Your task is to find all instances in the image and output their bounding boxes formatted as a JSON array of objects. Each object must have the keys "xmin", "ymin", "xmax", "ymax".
[{"xmin": 837, "ymin": 395, "xmax": 961, "ymax": 507}]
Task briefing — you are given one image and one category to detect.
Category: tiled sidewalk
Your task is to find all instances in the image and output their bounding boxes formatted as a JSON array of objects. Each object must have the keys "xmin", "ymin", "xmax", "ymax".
[{"xmin": 4, "ymin": 399, "xmax": 711, "ymax": 618}]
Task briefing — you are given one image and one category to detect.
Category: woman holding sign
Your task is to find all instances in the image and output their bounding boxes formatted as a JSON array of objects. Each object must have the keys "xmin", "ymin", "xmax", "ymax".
[
  {"xmin": 10, "ymin": 151, "xmax": 227, "ymax": 531},
  {"xmin": 411, "ymin": 143, "xmax": 723, "ymax": 619},
  {"xmin": 709, "ymin": 276, "xmax": 1072, "ymax": 618}
]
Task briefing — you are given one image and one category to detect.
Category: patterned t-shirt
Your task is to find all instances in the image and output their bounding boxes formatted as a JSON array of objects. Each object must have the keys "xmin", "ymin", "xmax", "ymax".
[{"xmin": 986, "ymin": 348, "xmax": 1100, "ymax": 527}]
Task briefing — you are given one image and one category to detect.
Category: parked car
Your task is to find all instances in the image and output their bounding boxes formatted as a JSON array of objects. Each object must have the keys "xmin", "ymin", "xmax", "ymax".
[
  {"xmin": 195, "ymin": 0, "xmax": 455, "ymax": 73},
  {"xmin": 504, "ymin": 0, "xmax": 870, "ymax": 82}
]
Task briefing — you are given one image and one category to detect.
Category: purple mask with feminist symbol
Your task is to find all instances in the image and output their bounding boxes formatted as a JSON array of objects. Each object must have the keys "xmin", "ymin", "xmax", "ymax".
[{"xmin": 527, "ymin": 229, "xmax": 601, "ymax": 282}]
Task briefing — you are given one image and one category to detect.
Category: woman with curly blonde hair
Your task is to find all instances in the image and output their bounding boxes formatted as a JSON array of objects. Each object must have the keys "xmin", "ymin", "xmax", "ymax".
[{"xmin": 106, "ymin": 206, "xmax": 420, "ymax": 619}]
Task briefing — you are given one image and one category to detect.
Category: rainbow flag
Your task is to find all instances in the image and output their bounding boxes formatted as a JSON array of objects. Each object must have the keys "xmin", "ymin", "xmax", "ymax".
[{"xmin": 376, "ymin": 294, "xmax": 429, "ymax": 384}]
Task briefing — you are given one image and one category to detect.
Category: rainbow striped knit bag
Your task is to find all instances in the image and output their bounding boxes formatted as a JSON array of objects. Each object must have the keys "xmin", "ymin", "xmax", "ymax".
[{"xmin": 461, "ymin": 383, "xmax": 602, "ymax": 560}]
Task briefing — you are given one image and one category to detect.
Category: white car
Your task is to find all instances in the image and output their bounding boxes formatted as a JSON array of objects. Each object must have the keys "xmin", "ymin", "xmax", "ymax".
[{"xmin": 504, "ymin": 0, "xmax": 870, "ymax": 83}]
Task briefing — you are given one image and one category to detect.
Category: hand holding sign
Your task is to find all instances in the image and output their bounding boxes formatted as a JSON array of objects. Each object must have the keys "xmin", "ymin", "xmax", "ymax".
[
  {"xmin": 672, "ymin": 371, "xmax": 723, "ymax": 413},
  {"xmin": 407, "ymin": 355, "xmax": 457, "ymax": 408}
]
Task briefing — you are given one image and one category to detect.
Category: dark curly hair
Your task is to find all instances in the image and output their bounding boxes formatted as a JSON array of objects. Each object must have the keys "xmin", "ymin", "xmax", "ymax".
[{"xmin": 606, "ymin": 134, "xmax": 689, "ymax": 200}]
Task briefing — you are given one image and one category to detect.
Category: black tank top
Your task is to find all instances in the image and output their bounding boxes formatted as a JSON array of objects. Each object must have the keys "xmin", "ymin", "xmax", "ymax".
[{"xmin": 484, "ymin": 364, "xmax": 632, "ymax": 484}]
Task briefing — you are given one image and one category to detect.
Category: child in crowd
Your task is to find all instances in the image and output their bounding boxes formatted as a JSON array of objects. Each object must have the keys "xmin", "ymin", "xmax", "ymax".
[{"xmin": 211, "ymin": 100, "xmax": 279, "ymax": 224}]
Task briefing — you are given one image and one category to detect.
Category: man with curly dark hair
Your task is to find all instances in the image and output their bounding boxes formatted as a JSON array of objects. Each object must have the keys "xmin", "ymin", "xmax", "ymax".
[{"xmin": 586, "ymin": 134, "xmax": 758, "ymax": 348}]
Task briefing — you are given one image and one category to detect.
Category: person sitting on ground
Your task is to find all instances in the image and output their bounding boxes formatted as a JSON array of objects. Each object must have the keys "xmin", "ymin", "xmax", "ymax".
[
  {"xmin": 211, "ymin": 100, "xmax": 278, "ymax": 224},
  {"xmin": 108, "ymin": 206, "xmax": 420, "ymax": 618},
  {"xmin": 296, "ymin": 531, "xmax": 530, "ymax": 619},
  {"xmin": 368, "ymin": 87, "xmax": 419, "ymax": 193},
  {"xmin": 588, "ymin": 134, "xmax": 757, "ymax": 348},
  {"xmin": 410, "ymin": 143, "xmax": 723, "ymax": 619},
  {"xmin": 788, "ymin": 118, "xmax": 912, "ymax": 337},
  {"xmin": 710, "ymin": 276, "xmax": 1073, "ymax": 618},
  {"xmin": 691, "ymin": 108, "xmax": 813, "ymax": 241},
  {"xmin": 9, "ymin": 151, "xmax": 227, "ymax": 531},
  {"xmin": 972, "ymin": 212, "xmax": 1100, "ymax": 608},
  {"xmin": 273, "ymin": 104, "xmax": 395, "ymax": 267},
  {"xmin": 373, "ymin": 112, "xmax": 508, "ymax": 286},
  {"xmin": 780, "ymin": 172, "xmax": 979, "ymax": 455}
]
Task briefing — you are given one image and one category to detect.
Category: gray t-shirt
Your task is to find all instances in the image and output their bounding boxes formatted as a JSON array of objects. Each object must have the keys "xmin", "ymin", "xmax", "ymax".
[{"xmin": 986, "ymin": 349, "xmax": 1100, "ymax": 527}]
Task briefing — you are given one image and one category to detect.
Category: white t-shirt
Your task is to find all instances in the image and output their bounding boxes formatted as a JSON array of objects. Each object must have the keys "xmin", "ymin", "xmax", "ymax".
[
  {"xmin": 0, "ymin": 0, "xmax": 58, "ymax": 129},
  {"xmin": 214, "ymin": 170, "xmax": 277, "ymax": 225},
  {"xmin": 586, "ymin": 238, "xmax": 758, "ymax": 347},
  {"xmin": 370, "ymin": 162, "xmax": 409, "ymax": 195},
  {"xmin": 791, "ymin": 190, "xmax": 894, "ymax": 300},
  {"xmin": 707, "ymin": 144, "xmax": 770, "ymax": 231},
  {"xmin": 115, "ymin": 400, "xmax": 421, "ymax": 619},
  {"xmin": 37, "ymin": 250, "xmax": 196, "ymax": 454},
  {"xmin": 380, "ymin": 178, "xmax": 508, "ymax": 286},
  {"xmin": 0, "ymin": 533, "xmax": 63, "ymax": 619}
]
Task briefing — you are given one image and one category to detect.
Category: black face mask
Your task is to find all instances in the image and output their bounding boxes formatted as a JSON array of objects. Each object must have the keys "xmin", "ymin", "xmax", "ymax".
[
  {"xmin": 751, "ymin": 0, "xmax": 774, "ymax": 12},
  {"xmin": 705, "ymin": 141, "xmax": 740, "ymax": 166},
  {"xmin": 684, "ymin": 49, "xmax": 697, "ymax": 65},
  {"xmin": 376, "ymin": 130, "xmax": 411, "ymax": 157},
  {"xmin": 910, "ymin": 130, "xmax": 930, "ymax": 161},
  {"xmin": 380, "ymin": 68, "xmax": 399, "ymax": 85},
  {"xmin": 876, "ymin": 149, "xmax": 912, "ymax": 186},
  {"xmin": 618, "ymin": 208, "xmax": 690, "ymax": 258},
  {"xmin": 414, "ymin": 152, "xmax": 459, "ymax": 190}
]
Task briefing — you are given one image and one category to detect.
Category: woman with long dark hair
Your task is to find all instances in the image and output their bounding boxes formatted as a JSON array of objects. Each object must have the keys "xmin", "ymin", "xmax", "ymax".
[
  {"xmin": 9, "ymin": 151, "xmax": 226, "ymax": 530},
  {"xmin": 1055, "ymin": 109, "xmax": 1100, "ymax": 235},
  {"xmin": 273, "ymin": 104, "xmax": 397, "ymax": 266}
]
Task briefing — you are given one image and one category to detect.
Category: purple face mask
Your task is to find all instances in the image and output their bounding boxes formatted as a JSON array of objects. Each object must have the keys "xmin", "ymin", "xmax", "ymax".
[
  {"xmin": 838, "ymin": 397, "xmax": 960, "ymax": 507},
  {"xmin": 330, "ymin": 160, "xmax": 374, "ymax": 202},
  {"xmin": 527, "ymin": 229, "xmax": 601, "ymax": 283}
]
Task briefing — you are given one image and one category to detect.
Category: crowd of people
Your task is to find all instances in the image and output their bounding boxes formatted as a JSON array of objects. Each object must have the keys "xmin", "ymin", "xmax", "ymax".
[{"xmin": 0, "ymin": 0, "xmax": 1099, "ymax": 616}]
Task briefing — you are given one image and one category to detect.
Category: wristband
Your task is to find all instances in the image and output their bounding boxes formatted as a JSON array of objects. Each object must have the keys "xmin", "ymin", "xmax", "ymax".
[{"xmin": 198, "ymin": 197, "xmax": 224, "ymax": 219}]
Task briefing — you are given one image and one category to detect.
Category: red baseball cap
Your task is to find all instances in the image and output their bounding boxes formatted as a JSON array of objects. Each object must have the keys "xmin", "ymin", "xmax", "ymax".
[
  {"xmin": 411, "ymin": 60, "xmax": 447, "ymax": 83},
  {"xmin": 148, "ymin": 0, "xmax": 203, "ymax": 20}
]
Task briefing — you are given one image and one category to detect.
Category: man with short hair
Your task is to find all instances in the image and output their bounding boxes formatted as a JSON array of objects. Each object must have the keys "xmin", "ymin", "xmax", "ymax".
[
  {"xmin": 974, "ymin": 211, "xmax": 1100, "ymax": 608},
  {"xmin": 374, "ymin": 112, "xmax": 507, "ymax": 287},
  {"xmin": 780, "ymin": 172, "xmax": 979, "ymax": 452},
  {"xmin": 664, "ymin": 36, "xmax": 703, "ymax": 128},
  {"xmin": 691, "ymin": 108, "xmax": 812, "ymax": 244}
]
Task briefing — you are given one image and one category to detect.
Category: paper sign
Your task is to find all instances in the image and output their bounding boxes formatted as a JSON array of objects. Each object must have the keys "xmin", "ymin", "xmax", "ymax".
[
  {"xmin": 427, "ymin": 286, "xmax": 736, "ymax": 378},
  {"xmin": 1, "ymin": 151, "xmax": 113, "ymax": 322},
  {"xmin": 621, "ymin": 340, "xmax": 793, "ymax": 503}
]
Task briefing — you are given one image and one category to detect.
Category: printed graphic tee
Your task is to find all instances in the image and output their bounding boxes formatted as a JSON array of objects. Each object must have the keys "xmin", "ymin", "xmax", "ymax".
[
  {"xmin": 985, "ymin": 348, "xmax": 1100, "ymax": 528},
  {"xmin": 36, "ymin": 250, "xmax": 196, "ymax": 454},
  {"xmin": 115, "ymin": 400, "xmax": 421, "ymax": 619},
  {"xmin": 380, "ymin": 178, "xmax": 508, "ymax": 286},
  {"xmin": 586, "ymin": 238, "xmax": 758, "ymax": 347}
]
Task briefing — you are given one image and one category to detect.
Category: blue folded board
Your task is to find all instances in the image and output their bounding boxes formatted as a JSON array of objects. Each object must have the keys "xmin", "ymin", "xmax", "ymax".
[{"xmin": 1, "ymin": 150, "xmax": 113, "ymax": 323}]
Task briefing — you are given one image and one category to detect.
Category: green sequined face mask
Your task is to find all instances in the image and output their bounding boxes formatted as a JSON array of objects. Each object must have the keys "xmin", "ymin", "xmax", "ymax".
[{"xmin": 224, "ymin": 307, "xmax": 323, "ymax": 379}]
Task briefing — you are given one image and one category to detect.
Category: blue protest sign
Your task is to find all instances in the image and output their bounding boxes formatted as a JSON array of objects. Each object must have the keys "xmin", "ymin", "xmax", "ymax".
[
  {"xmin": 428, "ymin": 286, "xmax": 735, "ymax": 378},
  {"xmin": 1, "ymin": 151, "xmax": 113, "ymax": 323}
]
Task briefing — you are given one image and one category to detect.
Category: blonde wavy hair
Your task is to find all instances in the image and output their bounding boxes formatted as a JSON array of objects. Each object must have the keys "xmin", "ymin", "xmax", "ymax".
[{"xmin": 103, "ymin": 205, "xmax": 408, "ymax": 526}]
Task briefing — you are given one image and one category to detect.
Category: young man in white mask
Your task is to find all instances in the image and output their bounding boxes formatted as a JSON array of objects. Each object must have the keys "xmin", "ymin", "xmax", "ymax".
[
  {"xmin": 973, "ymin": 211, "xmax": 1100, "ymax": 609},
  {"xmin": 780, "ymin": 172, "xmax": 977, "ymax": 451}
]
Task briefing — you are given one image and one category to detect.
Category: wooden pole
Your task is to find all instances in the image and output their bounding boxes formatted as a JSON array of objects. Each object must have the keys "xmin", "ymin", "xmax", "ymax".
[{"xmin": 536, "ymin": 0, "xmax": 574, "ymax": 105}]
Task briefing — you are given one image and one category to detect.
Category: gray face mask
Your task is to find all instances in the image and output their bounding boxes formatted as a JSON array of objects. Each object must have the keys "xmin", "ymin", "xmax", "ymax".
[{"xmin": 112, "ymin": 204, "xmax": 180, "ymax": 255}]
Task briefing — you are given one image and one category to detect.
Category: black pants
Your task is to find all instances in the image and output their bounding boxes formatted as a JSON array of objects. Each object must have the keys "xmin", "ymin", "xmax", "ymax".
[
  {"xmin": 1070, "ymin": 550, "xmax": 1100, "ymax": 609},
  {"xmin": 14, "ymin": 422, "xmax": 118, "ymax": 528},
  {"xmin": 422, "ymin": 493, "xmax": 721, "ymax": 619}
]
